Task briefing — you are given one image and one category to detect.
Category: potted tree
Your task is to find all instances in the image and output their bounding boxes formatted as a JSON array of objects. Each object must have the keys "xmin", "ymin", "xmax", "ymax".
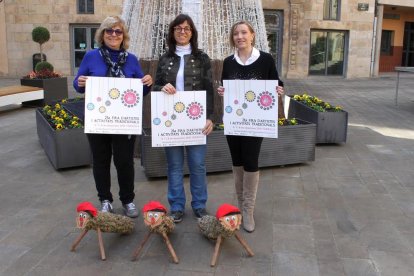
[
  {"xmin": 31, "ymin": 26, "xmax": 49, "ymax": 69},
  {"xmin": 21, "ymin": 26, "xmax": 68, "ymax": 105}
]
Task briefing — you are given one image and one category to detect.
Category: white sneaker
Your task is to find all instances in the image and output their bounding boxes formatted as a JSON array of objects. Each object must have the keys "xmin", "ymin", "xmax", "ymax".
[
  {"xmin": 123, "ymin": 202, "xmax": 139, "ymax": 218},
  {"xmin": 100, "ymin": 200, "xmax": 113, "ymax": 213}
]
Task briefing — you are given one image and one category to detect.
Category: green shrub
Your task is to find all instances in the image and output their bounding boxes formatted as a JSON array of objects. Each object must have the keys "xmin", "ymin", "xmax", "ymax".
[
  {"xmin": 32, "ymin": 26, "xmax": 50, "ymax": 45},
  {"xmin": 35, "ymin": 61, "xmax": 54, "ymax": 72}
]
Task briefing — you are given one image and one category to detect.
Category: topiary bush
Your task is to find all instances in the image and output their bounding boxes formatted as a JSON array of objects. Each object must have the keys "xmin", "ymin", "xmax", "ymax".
[
  {"xmin": 35, "ymin": 61, "xmax": 54, "ymax": 72},
  {"xmin": 32, "ymin": 26, "xmax": 50, "ymax": 62}
]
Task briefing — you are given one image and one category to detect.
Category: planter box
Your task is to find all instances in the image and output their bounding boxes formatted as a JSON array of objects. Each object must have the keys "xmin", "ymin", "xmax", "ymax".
[
  {"xmin": 286, "ymin": 96, "xmax": 348, "ymax": 144},
  {"xmin": 140, "ymin": 121, "xmax": 316, "ymax": 178},
  {"xmin": 36, "ymin": 108, "xmax": 92, "ymax": 170},
  {"xmin": 259, "ymin": 121, "xmax": 316, "ymax": 167},
  {"xmin": 21, "ymin": 78, "xmax": 68, "ymax": 106}
]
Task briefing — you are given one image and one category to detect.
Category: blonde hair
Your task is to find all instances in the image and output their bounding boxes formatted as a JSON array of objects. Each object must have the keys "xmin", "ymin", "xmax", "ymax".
[
  {"xmin": 95, "ymin": 16, "xmax": 130, "ymax": 50},
  {"xmin": 229, "ymin": 20, "xmax": 256, "ymax": 48}
]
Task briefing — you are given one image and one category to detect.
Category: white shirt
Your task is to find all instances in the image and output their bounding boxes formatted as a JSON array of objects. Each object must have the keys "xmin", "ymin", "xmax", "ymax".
[
  {"xmin": 175, "ymin": 44, "xmax": 192, "ymax": 91},
  {"xmin": 234, "ymin": 47, "xmax": 260, "ymax": 66}
]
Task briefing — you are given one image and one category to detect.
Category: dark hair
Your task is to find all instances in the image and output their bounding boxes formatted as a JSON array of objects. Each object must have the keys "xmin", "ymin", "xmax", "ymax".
[{"xmin": 167, "ymin": 14, "xmax": 199, "ymax": 55}]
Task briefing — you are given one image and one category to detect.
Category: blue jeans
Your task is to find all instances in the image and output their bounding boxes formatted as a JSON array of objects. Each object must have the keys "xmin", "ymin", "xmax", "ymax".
[{"xmin": 164, "ymin": 145, "xmax": 207, "ymax": 212}]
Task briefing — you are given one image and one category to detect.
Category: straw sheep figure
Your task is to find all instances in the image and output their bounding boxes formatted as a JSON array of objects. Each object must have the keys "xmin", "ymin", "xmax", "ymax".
[
  {"xmin": 131, "ymin": 201, "xmax": 178, "ymax": 263},
  {"xmin": 70, "ymin": 201, "xmax": 134, "ymax": 260},
  {"xmin": 198, "ymin": 203, "xmax": 254, "ymax": 266}
]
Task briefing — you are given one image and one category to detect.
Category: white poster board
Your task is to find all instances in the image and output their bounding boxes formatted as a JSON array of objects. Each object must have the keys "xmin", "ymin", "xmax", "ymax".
[
  {"xmin": 223, "ymin": 80, "xmax": 278, "ymax": 138},
  {"xmin": 151, "ymin": 91, "xmax": 206, "ymax": 147},
  {"xmin": 84, "ymin": 77, "xmax": 143, "ymax": 134}
]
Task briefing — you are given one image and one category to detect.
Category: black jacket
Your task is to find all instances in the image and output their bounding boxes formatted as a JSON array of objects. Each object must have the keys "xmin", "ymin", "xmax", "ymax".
[{"xmin": 154, "ymin": 51, "xmax": 214, "ymax": 120}]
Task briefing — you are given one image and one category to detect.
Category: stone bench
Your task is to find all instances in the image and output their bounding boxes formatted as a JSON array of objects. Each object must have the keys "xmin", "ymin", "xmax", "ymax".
[{"xmin": 0, "ymin": 85, "xmax": 44, "ymax": 107}]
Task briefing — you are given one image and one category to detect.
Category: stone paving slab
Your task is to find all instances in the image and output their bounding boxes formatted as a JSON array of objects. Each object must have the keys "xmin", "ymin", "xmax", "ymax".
[{"xmin": 0, "ymin": 74, "xmax": 414, "ymax": 275}]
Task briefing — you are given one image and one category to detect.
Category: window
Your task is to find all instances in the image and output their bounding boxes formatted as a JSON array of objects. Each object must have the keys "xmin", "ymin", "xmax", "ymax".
[
  {"xmin": 70, "ymin": 25, "xmax": 100, "ymax": 74},
  {"xmin": 77, "ymin": 0, "xmax": 94, "ymax": 14},
  {"xmin": 323, "ymin": 0, "xmax": 340, "ymax": 20},
  {"xmin": 381, "ymin": 30, "xmax": 393, "ymax": 56},
  {"xmin": 309, "ymin": 30, "xmax": 347, "ymax": 76}
]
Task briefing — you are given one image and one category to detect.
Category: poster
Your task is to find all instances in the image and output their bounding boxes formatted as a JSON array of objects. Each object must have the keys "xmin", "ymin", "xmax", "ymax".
[
  {"xmin": 151, "ymin": 91, "xmax": 206, "ymax": 147},
  {"xmin": 84, "ymin": 77, "xmax": 143, "ymax": 134},
  {"xmin": 223, "ymin": 79, "xmax": 278, "ymax": 138}
]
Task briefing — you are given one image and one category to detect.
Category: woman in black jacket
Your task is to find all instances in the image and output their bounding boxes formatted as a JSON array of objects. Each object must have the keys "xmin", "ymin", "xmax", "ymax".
[{"xmin": 153, "ymin": 14, "xmax": 214, "ymax": 223}]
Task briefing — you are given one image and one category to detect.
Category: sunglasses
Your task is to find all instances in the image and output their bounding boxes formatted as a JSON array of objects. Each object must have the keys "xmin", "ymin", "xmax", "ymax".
[{"xmin": 104, "ymin": 28, "xmax": 123, "ymax": 36}]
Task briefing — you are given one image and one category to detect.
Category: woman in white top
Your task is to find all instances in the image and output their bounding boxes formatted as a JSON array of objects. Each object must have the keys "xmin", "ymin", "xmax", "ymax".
[{"xmin": 217, "ymin": 20, "xmax": 284, "ymax": 232}]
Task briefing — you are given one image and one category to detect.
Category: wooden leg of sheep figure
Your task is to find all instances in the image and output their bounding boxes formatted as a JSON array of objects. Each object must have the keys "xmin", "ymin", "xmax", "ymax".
[
  {"xmin": 131, "ymin": 201, "xmax": 178, "ymax": 263},
  {"xmin": 71, "ymin": 202, "xmax": 134, "ymax": 261},
  {"xmin": 198, "ymin": 203, "xmax": 254, "ymax": 267}
]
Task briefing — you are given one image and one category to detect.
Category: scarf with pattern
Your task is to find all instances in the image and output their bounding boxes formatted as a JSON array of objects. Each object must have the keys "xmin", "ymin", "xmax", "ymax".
[{"xmin": 99, "ymin": 47, "xmax": 128, "ymax": 77}]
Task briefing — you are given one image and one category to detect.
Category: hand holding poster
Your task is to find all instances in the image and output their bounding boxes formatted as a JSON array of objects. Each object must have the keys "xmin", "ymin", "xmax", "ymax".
[
  {"xmin": 223, "ymin": 80, "xmax": 278, "ymax": 138},
  {"xmin": 151, "ymin": 91, "xmax": 206, "ymax": 147},
  {"xmin": 84, "ymin": 77, "xmax": 143, "ymax": 134}
]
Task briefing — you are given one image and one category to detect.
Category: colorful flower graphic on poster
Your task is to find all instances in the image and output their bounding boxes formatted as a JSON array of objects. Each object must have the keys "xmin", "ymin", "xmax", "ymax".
[
  {"xmin": 223, "ymin": 80, "xmax": 278, "ymax": 138},
  {"xmin": 151, "ymin": 90, "xmax": 206, "ymax": 147},
  {"xmin": 84, "ymin": 77, "xmax": 143, "ymax": 134}
]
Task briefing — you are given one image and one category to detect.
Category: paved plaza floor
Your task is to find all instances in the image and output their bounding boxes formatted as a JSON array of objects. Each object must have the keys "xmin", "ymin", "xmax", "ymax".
[{"xmin": 0, "ymin": 73, "xmax": 414, "ymax": 275}]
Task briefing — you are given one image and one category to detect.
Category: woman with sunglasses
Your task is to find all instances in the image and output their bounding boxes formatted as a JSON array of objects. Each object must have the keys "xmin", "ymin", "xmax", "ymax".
[
  {"xmin": 73, "ymin": 16, "xmax": 153, "ymax": 218},
  {"xmin": 217, "ymin": 21, "xmax": 284, "ymax": 232},
  {"xmin": 153, "ymin": 14, "xmax": 214, "ymax": 223}
]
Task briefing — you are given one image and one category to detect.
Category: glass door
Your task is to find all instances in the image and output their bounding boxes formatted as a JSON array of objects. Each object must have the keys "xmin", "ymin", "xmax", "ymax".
[
  {"xmin": 70, "ymin": 25, "xmax": 99, "ymax": 75},
  {"xmin": 402, "ymin": 22, "xmax": 414, "ymax": 67},
  {"xmin": 309, "ymin": 30, "xmax": 346, "ymax": 76},
  {"xmin": 264, "ymin": 10, "xmax": 283, "ymax": 73}
]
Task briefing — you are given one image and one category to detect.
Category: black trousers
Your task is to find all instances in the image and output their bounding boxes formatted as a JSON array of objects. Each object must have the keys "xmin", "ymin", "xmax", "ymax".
[
  {"xmin": 87, "ymin": 133, "xmax": 136, "ymax": 204},
  {"xmin": 226, "ymin": 135, "xmax": 263, "ymax": 172}
]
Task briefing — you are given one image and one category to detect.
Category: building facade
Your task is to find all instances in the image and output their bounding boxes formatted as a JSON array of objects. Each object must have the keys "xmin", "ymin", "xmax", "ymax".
[
  {"xmin": 376, "ymin": 0, "xmax": 414, "ymax": 72},
  {"xmin": 0, "ymin": 0, "xmax": 413, "ymax": 79}
]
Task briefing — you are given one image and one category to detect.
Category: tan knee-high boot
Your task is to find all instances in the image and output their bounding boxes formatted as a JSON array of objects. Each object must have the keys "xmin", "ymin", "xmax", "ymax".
[
  {"xmin": 242, "ymin": 171, "xmax": 259, "ymax": 232},
  {"xmin": 232, "ymin": 166, "xmax": 244, "ymax": 209}
]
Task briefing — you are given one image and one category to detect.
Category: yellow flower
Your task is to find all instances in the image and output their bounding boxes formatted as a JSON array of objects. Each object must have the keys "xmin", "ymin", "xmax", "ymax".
[
  {"xmin": 293, "ymin": 93, "xmax": 342, "ymax": 112},
  {"xmin": 42, "ymin": 99, "xmax": 85, "ymax": 130}
]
